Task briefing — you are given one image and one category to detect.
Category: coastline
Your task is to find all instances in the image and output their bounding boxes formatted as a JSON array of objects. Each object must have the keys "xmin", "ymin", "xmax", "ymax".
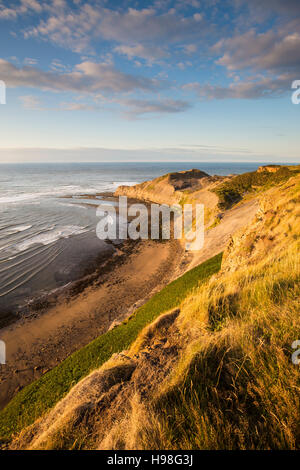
[
  {"xmin": 1, "ymin": 166, "xmax": 299, "ymax": 450},
  {"xmin": 0, "ymin": 235, "xmax": 185, "ymax": 410},
  {"xmin": 0, "ymin": 176, "xmax": 260, "ymax": 410},
  {"xmin": 0, "ymin": 233, "xmax": 115, "ymax": 329},
  {"xmin": 0, "ymin": 191, "xmax": 140, "ymax": 328}
]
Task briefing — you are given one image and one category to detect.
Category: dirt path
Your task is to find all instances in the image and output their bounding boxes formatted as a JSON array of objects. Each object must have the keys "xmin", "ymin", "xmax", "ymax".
[{"xmin": 0, "ymin": 239, "xmax": 183, "ymax": 409}]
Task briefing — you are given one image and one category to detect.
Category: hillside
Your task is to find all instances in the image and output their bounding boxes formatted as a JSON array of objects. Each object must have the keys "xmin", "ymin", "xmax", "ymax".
[
  {"xmin": 1, "ymin": 166, "xmax": 298, "ymax": 450},
  {"xmin": 115, "ymin": 168, "xmax": 224, "ymax": 211},
  {"xmin": 115, "ymin": 164, "xmax": 300, "ymax": 227}
]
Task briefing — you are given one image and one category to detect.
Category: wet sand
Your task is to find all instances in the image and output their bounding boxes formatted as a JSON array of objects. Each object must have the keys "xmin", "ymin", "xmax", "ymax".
[
  {"xmin": 0, "ymin": 238, "xmax": 184, "ymax": 409},
  {"xmin": 0, "ymin": 232, "xmax": 114, "ymax": 326},
  {"xmin": 0, "ymin": 192, "xmax": 140, "ymax": 325}
]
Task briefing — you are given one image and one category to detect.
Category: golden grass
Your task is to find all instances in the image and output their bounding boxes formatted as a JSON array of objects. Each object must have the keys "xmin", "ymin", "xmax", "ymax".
[
  {"xmin": 117, "ymin": 253, "xmax": 299, "ymax": 449},
  {"xmin": 10, "ymin": 174, "xmax": 300, "ymax": 450},
  {"xmin": 98, "ymin": 176, "xmax": 300, "ymax": 450}
]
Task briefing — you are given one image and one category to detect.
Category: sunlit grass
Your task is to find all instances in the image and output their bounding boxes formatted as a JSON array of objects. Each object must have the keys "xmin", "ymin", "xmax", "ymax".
[
  {"xmin": 97, "ymin": 175, "xmax": 300, "ymax": 450},
  {"xmin": 0, "ymin": 253, "xmax": 222, "ymax": 442}
]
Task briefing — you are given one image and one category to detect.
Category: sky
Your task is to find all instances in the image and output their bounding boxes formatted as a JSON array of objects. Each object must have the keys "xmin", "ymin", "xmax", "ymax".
[{"xmin": 0, "ymin": 0, "xmax": 300, "ymax": 163}]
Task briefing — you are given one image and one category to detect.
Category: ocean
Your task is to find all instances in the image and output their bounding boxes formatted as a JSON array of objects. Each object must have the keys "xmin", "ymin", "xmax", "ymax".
[{"xmin": 0, "ymin": 161, "xmax": 273, "ymax": 313}]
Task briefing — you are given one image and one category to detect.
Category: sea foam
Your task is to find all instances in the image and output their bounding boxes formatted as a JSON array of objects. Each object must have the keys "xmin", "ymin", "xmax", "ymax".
[{"xmin": 15, "ymin": 225, "xmax": 89, "ymax": 252}]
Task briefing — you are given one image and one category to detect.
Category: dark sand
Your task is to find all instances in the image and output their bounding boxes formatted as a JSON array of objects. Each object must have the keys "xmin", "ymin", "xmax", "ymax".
[
  {"xmin": 0, "ymin": 232, "xmax": 114, "ymax": 326},
  {"xmin": 0, "ymin": 193, "xmax": 139, "ymax": 325}
]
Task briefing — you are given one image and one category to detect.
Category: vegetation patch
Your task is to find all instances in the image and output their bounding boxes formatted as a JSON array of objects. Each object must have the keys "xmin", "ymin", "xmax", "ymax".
[
  {"xmin": 126, "ymin": 177, "xmax": 300, "ymax": 450},
  {"xmin": 213, "ymin": 165, "xmax": 300, "ymax": 210},
  {"xmin": 208, "ymin": 216, "xmax": 221, "ymax": 230},
  {"xmin": 208, "ymin": 292, "xmax": 240, "ymax": 331},
  {"xmin": 0, "ymin": 253, "xmax": 222, "ymax": 442}
]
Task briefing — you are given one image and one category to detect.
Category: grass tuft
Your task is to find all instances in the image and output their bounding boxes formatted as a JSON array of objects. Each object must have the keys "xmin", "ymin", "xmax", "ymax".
[
  {"xmin": 213, "ymin": 165, "xmax": 300, "ymax": 209},
  {"xmin": 0, "ymin": 253, "xmax": 222, "ymax": 442}
]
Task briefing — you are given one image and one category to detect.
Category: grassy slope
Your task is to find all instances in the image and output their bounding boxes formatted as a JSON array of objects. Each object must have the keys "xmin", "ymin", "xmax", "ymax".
[
  {"xmin": 0, "ymin": 253, "xmax": 222, "ymax": 441},
  {"xmin": 118, "ymin": 176, "xmax": 300, "ymax": 450},
  {"xmin": 213, "ymin": 165, "xmax": 300, "ymax": 209},
  {"xmin": 149, "ymin": 255, "xmax": 299, "ymax": 449}
]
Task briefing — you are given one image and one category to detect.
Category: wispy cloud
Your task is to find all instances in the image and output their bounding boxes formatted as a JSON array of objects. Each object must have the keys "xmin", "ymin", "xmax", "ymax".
[
  {"xmin": 121, "ymin": 98, "xmax": 192, "ymax": 118},
  {"xmin": 19, "ymin": 94, "xmax": 43, "ymax": 109},
  {"xmin": 1, "ymin": 0, "xmax": 300, "ymax": 110},
  {"xmin": 215, "ymin": 28, "xmax": 300, "ymax": 73},
  {"xmin": 18, "ymin": 2, "xmax": 210, "ymax": 55},
  {"xmin": 0, "ymin": 0, "xmax": 42, "ymax": 19},
  {"xmin": 56, "ymin": 96, "xmax": 191, "ymax": 118},
  {"xmin": 23, "ymin": 57, "xmax": 38, "ymax": 65},
  {"xmin": 114, "ymin": 44, "xmax": 169, "ymax": 64},
  {"xmin": 0, "ymin": 59, "xmax": 164, "ymax": 94},
  {"xmin": 183, "ymin": 74, "xmax": 293, "ymax": 100},
  {"xmin": 59, "ymin": 101, "xmax": 99, "ymax": 112},
  {"xmin": 198, "ymin": 14, "xmax": 300, "ymax": 100}
]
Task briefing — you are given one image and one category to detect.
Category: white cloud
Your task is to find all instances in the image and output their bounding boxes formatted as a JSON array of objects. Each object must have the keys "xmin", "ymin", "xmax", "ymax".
[
  {"xmin": 23, "ymin": 57, "xmax": 38, "ymax": 65},
  {"xmin": 2, "ymin": 1, "xmax": 298, "ymax": 104},
  {"xmin": 205, "ymin": 9, "xmax": 300, "ymax": 100},
  {"xmin": 121, "ymin": 98, "xmax": 191, "ymax": 118},
  {"xmin": 114, "ymin": 44, "xmax": 169, "ymax": 63},
  {"xmin": 0, "ymin": 0, "xmax": 42, "ymax": 18},
  {"xmin": 0, "ymin": 59, "xmax": 163, "ymax": 94},
  {"xmin": 193, "ymin": 13, "xmax": 202, "ymax": 21},
  {"xmin": 0, "ymin": 6, "xmax": 17, "ymax": 19},
  {"xmin": 183, "ymin": 43, "xmax": 197, "ymax": 54},
  {"xmin": 216, "ymin": 29, "xmax": 300, "ymax": 73},
  {"xmin": 183, "ymin": 73, "xmax": 293, "ymax": 99},
  {"xmin": 20, "ymin": 3, "xmax": 209, "ymax": 54},
  {"xmin": 20, "ymin": 0, "xmax": 43, "ymax": 13},
  {"xmin": 59, "ymin": 101, "xmax": 99, "ymax": 111},
  {"xmin": 94, "ymin": 94, "xmax": 192, "ymax": 118},
  {"xmin": 57, "ymin": 97, "xmax": 191, "ymax": 118}
]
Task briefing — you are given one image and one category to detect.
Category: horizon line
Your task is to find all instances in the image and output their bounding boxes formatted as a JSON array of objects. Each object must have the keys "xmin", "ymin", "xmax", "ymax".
[{"xmin": 0, "ymin": 160, "xmax": 299, "ymax": 165}]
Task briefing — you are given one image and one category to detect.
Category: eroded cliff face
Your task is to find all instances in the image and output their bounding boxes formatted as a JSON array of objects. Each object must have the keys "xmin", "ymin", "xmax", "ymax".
[
  {"xmin": 257, "ymin": 165, "xmax": 281, "ymax": 173},
  {"xmin": 114, "ymin": 169, "xmax": 225, "ymax": 210},
  {"xmin": 6, "ymin": 170, "xmax": 300, "ymax": 451},
  {"xmin": 11, "ymin": 175, "xmax": 300, "ymax": 451},
  {"xmin": 221, "ymin": 174, "xmax": 300, "ymax": 273}
]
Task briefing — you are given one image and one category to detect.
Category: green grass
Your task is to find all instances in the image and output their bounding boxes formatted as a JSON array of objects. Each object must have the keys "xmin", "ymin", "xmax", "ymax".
[
  {"xmin": 208, "ymin": 217, "xmax": 221, "ymax": 230},
  {"xmin": 0, "ymin": 253, "xmax": 222, "ymax": 441},
  {"xmin": 213, "ymin": 165, "xmax": 300, "ymax": 210},
  {"xmin": 146, "ymin": 256, "xmax": 300, "ymax": 450}
]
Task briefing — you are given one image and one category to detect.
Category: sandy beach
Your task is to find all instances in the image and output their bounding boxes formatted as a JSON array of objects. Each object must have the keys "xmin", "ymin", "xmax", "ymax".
[
  {"xmin": 0, "ymin": 237, "xmax": 184, "ymax": 409},
  {"xmin": 0, "ymin": 190, "xmax": 260, "ymax": 410}
]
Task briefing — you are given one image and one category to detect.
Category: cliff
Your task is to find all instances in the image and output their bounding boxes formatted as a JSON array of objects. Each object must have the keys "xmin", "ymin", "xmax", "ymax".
[
  {"xmin": 115, "ymin": 168, "xmax": 225, "ymax": 209},
  {"xmin": 2, "ymin": 165, "xmax": 300, "ymax": 450}
]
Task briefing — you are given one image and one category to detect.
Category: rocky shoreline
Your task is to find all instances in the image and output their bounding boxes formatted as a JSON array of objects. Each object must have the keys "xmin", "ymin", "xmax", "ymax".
[{"xmin": 0, "ymin": 231, "xmax": 184, "ymax": 409}]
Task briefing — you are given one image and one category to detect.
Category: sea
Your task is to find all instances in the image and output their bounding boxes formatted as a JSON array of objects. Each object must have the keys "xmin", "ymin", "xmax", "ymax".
[{"xmin": 0, "ymin": 161, "xmax": 279, "ymax": 313}]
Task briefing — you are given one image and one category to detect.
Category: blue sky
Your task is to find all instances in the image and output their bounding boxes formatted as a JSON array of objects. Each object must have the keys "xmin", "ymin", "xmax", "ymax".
[{"xmin": 0, "ymin": 0, "xmax": 299, "ymax": 163}]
